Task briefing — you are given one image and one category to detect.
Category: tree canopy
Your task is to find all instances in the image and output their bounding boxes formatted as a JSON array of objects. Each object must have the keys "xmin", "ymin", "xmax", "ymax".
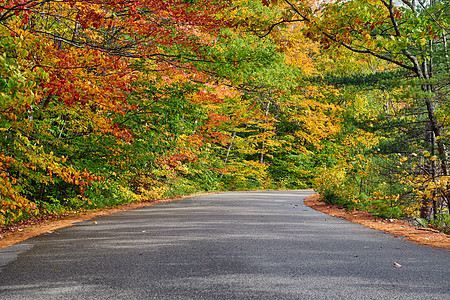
[{"xmin": 1, "ymin": 0, "xmax": 448, "ymax": 233}]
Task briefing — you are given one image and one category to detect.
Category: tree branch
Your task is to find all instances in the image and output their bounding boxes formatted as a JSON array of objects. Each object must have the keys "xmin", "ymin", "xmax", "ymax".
[{"xmin": 417, "ymin": 0, "xmax": 449, "ymax": 30}]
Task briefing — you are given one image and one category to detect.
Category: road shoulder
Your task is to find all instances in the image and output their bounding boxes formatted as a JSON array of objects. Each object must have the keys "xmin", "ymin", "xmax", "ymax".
[{"xmin": 303, "ymin": 194, "xmax": 450, "ymax": 249}]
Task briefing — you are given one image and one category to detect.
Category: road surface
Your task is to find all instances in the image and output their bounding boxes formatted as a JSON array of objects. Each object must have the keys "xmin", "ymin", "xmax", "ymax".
[{"xmin": 0, "ymin": 190, "xmax": 449, "ymax": 299}]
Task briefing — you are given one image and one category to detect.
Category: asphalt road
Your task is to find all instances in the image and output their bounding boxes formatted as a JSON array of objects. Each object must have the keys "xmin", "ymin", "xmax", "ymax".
[{"xmin": 0, "ymin": 190, "xmax": 449, "ymax": 299}]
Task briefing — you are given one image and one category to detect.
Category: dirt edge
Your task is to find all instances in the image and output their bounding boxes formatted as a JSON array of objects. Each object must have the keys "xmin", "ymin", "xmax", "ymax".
[{"xmin": 303, "ymin": 193, "xmax": 449, "ymax": 249}]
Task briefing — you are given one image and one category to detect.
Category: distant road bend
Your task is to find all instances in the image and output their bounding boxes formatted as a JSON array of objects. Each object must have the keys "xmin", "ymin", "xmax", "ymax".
[{"xmin": 0, "ymin": 190, "xmax": 449, "ymax": 299}]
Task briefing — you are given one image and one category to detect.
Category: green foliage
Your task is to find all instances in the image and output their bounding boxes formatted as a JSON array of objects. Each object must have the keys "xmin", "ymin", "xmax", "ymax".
[
  {"xmin": 410, "ymin": 214, "xmax": 450, "ymax": 235},
  {"xmin": 359, "ymin": 198, "xmax": 407, "ymax": 219},
  {"xmin": 429, "ymin": 214, "xmax": 450, "ymax": 235},
  {"xmin": 269, "ymin": 154, "xmax": 315, "ymax": 189},
  {"xmin": 320, "ymin": 189, "xmax": 352, "ymax": 208},
  {"xmin": 313, "ymin": 69, "xmax": 411, "ymax": 88},
  {"xmin": 83, "ymin": 181, "xmax": 141, "ymax": 209}
]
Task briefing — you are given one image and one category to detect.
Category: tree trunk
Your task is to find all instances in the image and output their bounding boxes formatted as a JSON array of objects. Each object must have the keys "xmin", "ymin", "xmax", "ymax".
[
  {"xmin": 224, "ymin": 131, "xmax": 236, "ymax": 165},
  {"xmin": 260, "ymin": 100, "xmax": 271, "ymax": 164}
]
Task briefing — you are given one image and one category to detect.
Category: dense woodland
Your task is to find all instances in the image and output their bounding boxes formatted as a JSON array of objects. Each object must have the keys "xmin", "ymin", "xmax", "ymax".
[{"xmin": 0, "ymin": 0, "xmax": 449, "ymax": 233}]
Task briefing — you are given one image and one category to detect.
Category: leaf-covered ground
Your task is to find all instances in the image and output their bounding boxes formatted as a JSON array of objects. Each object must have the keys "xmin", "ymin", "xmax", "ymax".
[{"xmin": 304, "ymin": 195, "xmax": 450, "ymax": 249}]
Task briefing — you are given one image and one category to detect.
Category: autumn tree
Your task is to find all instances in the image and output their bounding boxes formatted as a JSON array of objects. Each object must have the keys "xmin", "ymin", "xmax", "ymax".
[
  {"xmin": 210, "ymin": 1, "xmax": 344, "ymax": 189},
  {"xmin": 0, "ymin": 0, "xmax": 236, "ymax": 224},
  {"xmin": 249, "ymin": 0, "xmax": 449, "ymax": 219}
]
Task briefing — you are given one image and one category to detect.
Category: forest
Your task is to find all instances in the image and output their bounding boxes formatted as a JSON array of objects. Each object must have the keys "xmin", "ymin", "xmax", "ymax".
[{"xmin": 0, "ymin": 0, "xmax": 449, "ymax": 233}]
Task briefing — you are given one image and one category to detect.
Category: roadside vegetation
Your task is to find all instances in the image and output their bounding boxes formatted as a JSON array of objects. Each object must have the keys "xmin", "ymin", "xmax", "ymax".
[{"xmin": 0, "ymin": 0, "xmax": 448, "ymax": 233}]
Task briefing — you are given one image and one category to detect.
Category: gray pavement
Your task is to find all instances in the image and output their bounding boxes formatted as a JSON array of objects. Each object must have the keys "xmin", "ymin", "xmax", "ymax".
[{"xmin": 0, "ymin": 190, "xmax": 449, "ymax": 299}]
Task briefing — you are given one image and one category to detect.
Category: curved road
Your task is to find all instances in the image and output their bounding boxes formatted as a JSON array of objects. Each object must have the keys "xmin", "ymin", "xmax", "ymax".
[{"xmin": 0, "ymin": 190, "xmax": 449, "ymax": 299}]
